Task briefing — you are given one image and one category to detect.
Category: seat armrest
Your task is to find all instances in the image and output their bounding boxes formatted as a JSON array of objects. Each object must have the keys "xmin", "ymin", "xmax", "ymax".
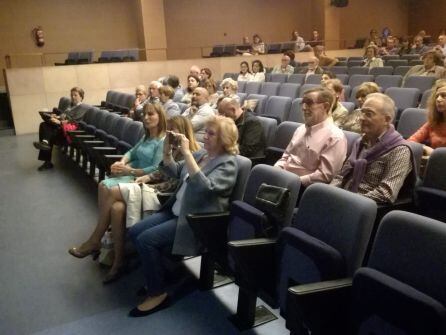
[
  {"xmin": 157, "ymin": 192, "xmax": 174, "ymax": 205},
  {"xmin": 249, "ymin": 156, "xmax": 266, "ymax": 166},
  {"xmin": 187, "ymin": 212, "xmax": 231, "ymax": 252},
  {"xmin": 228, "ymin": 238, "xmax": 277, "ymax": 289},
  {"xmin": 83, "ymin": 140, "xmax": 105, "ymax": 147},
  {"xmin": 286, "ymin": 278, "xmax": 353, "ymax": 334},
  {"xmin": 72, "ymin": 134, "xmax": 95, "ymax": 139},
  {"xmin": 92, "ymin": 146, "xmax": 117, "ymax": 152},
  {"xmin": 104, "ymin": 154, "xmax": 124, "ymax": 166},
  {"xmin": 265, "ymin": 147, "xmax": 284, "ymax": 165},
  {"xmin": 67, "ymin": 130, "xmax": 86, "ymax": 135}
]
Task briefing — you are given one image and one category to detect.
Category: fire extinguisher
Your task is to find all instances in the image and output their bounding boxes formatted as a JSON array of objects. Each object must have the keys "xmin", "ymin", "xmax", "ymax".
[{"xmin": 32, "ymin": 26, "xmax": 45, "ymax": 47}]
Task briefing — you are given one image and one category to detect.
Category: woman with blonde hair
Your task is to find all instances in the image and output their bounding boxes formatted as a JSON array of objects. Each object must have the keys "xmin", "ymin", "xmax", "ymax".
[
  {"xmin": 220, "ymin": 78, "xmax": 240, "ymax": 103},
  {"xmin": 128, "ymin": 115, "xmax": 239, "ymax": 317},
  {"xmin": 409, "ymin": 80, "xmax": 446, "ymax": 156},
  {"xmin": 68, "ymin": 103, "xmax": 167, "ymax": 283}
]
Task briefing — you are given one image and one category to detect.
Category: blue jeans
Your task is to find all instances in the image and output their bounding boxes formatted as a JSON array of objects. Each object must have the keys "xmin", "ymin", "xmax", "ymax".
[{"xmin": 128, "ymin": 211, "xmax": 178, "ymax": 296}]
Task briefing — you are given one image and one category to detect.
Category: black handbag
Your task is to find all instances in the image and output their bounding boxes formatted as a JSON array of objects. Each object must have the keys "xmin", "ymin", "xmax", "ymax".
[{"xmin": 254, "ymin": 183, "xmax": 290, "ymax": 237}]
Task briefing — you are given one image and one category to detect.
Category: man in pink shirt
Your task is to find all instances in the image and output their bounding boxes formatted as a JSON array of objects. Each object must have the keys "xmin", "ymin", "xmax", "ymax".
[{"xmin": 275, "ymin": 87, "xmax": 347, "ymax": 186}]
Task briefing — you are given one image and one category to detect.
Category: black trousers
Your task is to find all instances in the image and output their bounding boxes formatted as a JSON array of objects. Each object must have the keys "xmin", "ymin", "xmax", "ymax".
[{"xmin": 38, "ymin": 121, "xmax": 62, "ymax": 162}]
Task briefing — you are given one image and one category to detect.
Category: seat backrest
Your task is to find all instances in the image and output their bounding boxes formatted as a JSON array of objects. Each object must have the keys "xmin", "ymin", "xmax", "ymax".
[
  {"xmin": 223, "ymin": 72, "xmax": 234, "ymax": 79},
  {"xmin": 67, "ymin": 52, "xmax": 79, "ymax": 60},
  {"xmin": 422, "ymin": 148, "xmax": 446, "ymax": 190},
  {"xmin": 243, "ymin": 164, "xmax": 301, "ymax": 227},
  {"xmin": 236, "ymin": 92, "xmax": 247, "ymax": 106},
  {"xmin": 267, "ymin": 43, "xmax": 281, "ymax": 54},
  {"xmin": 298, "ymin": 84, "xmax": 320, "ymax": 98},
  {"xmin": 105, "ymin": 91, "xmax": 114, "ymax": 104},
  {"xmin": 375, "ymin": 75, "xmax": 403, "ymax": 91},
  {"xmin": 257, "ymin": 116, "xmax": 278, "ymax": 147},
  {"xmin": 278, "ymin": 83, "xmax": 300, "ymax": 100},
  {"xmin": 403, "ymin": 76, "xmax": 436, "ymax": 93},
  {"xmin": 111, "ymin": 116, "xmax": 132, "ymax": 140},
  {"xmin": 223, "ymin": 44, "xmax": 236, "ymax": 56},
  {"xmin": 120, "ymin": 121, "xmax": 144, "ymax": 149},
  {"xmin": 101, "ymin": 112, "xmax": 119, "ymax": 133},
  {"xmin": 348, "ymin": 74, "xmax": 374, "ymax": 88},
  {"xmin": 382, "ymin": 55, "xmax": 400, "ymax": 61},
  {"xmin": 386, "ymin": 59, "xmax": 408, "ymax": 68},
  {"xmin": 385, "ymin": 87, "xmax": 421, "ymax": 116},
  {"xmin": 260, "ymin": 82, "xmax": 281, "ymax": 96},
  {"xmin": 347, "ymin": 60, "xmax": 365, "ymax": 68},
  {"xmin": 288, "ymin": 98, "xmax": 304, "ymax": 123},
  {"xmin": 396, "ymin": 108, "xmax": 427, "ymax": 139},
  {"xmin": 343, "ymin": 130, "xmax": 361, "ymax": 157},
  {"xmin": 400, "ymin": 54, "xmax": 420, "ymax": 61},
  {"xmin": 58, "ymin": 97, "xmax": 71, "ymax": 111},
  {"xmin": 95, "ymin": 110, "xmax": 110, "ymax": 130},
  {"xmin": 336, "ymin": 74, "xmax": 349, "ymax": 84},
  {"xmin": 295, "ymin": 183, "xmax": 377, "ymax": 276},
  {"xmin": 281, "ymin": 42, "xmax": 295, "ymax": 52},
  {"xmin": 237, "ymin": 81, "xmax": 246, "ymax": 93},
  {"xmin": 177, "ymin": 102, "xmax": 189, "ymax": 114},
  {"xmin": 231, "ymin": 155, "xmax": 253, "ymax": 201},
  {"xmin": 270, "ymin": 73, "xmax": 288, "ymax": 83},
  {"xmin": 369, "ymin": 66, "xmax": 394, "ymax": 76},
  {"xmin": 340, "ymin": 101, "xmax": 355, "ymax": 114},
  {"xmin": 287, "ymin": 74, "xmax": 305, "ymax": 85},
  {"xmin": 108, "ymin": 91, "xmax": 121, "ymax": 106},
  {"xmin": 246, "ymin": 94, "xmax": 268, "ymax": 114},
  {"xmin": 263, "ymin": 96, "xmax": 292, "ymax": 122},
  {"xmin": 305, "ymin": 74, "xmax": 322, "ymax": 85},
  {"xmin": 368, "ymin": 211, "xmax": 446, "ymax": 307},
  {"xmin": 393, "ymin": 66, "xmax": 412, "ymax": 76},
  {"xmin": 348, "ymin": 66, "xmax": 369, "ymax": 75},
  {"xmin": 343, "ymin": 85, "xmax": 352, "ymax": 100},
  {"xmin": 78, "ymin": 51, "xmax": 92, "ymax": 63},
  {"xmin": 419, "ymin": 89, "xmax": 432, "ymax": 108},
  {"xmin": 330, "ymin": 66, "xmax": 348, "ymax": 75},
  {"xmin": 81, "ymin": 107, "xmax": 97, "ymax": 125},
  {"xmin": 245, "ymin": 82, "xmax": 262, "ymax": 95},
  {"xmin": 272, "ymin": 121, "xmax": 301, "ymax": 149}
]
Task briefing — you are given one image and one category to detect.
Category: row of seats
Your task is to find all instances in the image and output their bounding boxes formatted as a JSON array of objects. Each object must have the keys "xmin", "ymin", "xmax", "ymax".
[
  {"xmin": 55, "ymin": 49, "xmax": 139, "ymax": 66},
  {"xmin": 209, "ymin": 42, "xmax": 314, "ymax": 57}
]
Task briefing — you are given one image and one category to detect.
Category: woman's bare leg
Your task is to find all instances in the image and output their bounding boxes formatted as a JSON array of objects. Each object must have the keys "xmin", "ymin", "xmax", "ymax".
[{"xmin": 109, "ymin": 200, "xmax": 126, "ymax": 273}]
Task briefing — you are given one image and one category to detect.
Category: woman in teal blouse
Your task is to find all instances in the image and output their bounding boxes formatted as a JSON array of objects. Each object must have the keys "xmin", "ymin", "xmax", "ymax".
[{"xmin": 68, "ymin": 103, "xmax": 167, "ymax": 283}]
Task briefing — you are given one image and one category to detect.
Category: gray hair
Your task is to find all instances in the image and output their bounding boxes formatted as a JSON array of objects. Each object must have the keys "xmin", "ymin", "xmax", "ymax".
[
  {"xmin": 365, "ymin": 92, "xmax": 396, "ymax": 122},
  {"xmin": 149, "ymin": 81, "xmax": 162, "ymax": 89},
  {"xmin": 220, "ymin": 78, "xmax": 238, "ymax": 91}
]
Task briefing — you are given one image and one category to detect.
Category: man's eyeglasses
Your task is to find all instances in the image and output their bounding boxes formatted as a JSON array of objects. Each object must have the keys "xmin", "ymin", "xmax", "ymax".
[{"xmin": 300, "ymin": 97, "xmax": 324, "ymax": 107}]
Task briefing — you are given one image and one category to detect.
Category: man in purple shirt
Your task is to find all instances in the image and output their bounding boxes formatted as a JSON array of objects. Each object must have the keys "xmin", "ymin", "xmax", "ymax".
[{"xmin": 275, "ymin": 87, "xmax": 347, "ymax": 186}]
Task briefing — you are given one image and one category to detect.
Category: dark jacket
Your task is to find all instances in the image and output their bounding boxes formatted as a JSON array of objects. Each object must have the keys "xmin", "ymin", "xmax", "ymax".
[{"xmin": 235, "ymin": 111, "xmax": 266, "ymax": 158}]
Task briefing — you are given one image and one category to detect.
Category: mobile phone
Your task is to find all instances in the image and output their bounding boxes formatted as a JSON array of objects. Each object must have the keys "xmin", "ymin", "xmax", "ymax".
[{"xmin": 168, "ymin": 132, "xmax": 179, "ymax": 147}]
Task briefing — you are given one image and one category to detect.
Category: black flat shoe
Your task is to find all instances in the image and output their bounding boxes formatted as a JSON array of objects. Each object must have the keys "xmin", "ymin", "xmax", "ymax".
[
  {"xmin": 37, "ymin": 162, "xmax": 54, "ymax": 171},
  {"xmin": 128, "ymin": 297, "xmax": 171, "ymax": 317},
  {"xmin": 33, "ymin": 141, "xmax": 51, "ymax": 151},
  {"xmin": 136, "ymin": 286, "xmax": 148, "ymax": 297}
]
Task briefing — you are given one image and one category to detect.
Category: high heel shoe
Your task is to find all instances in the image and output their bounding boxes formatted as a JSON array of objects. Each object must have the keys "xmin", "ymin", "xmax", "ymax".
[{"xmin": 68, "ymin": 242, "xmax": 101, "ymax": 260}]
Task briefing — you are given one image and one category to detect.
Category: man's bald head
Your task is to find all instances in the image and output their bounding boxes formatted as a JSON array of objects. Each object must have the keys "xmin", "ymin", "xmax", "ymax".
[
  {"xmin": 218, "ymin": 97, "xmax": 243, "ymax": 120},
  {"xmin": 191, "ymin": 87, "xmax": 209, "ymax": 107},
  {"xmin": 190, "ymin": 65, "xmax": 201, "ymax": 77}
]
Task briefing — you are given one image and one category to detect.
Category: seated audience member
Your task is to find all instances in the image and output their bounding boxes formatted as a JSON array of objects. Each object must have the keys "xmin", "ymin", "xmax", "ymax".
[
  {"xmin": 274, "ymin": 87, "xmax": 347, "ymax": 187},
  {"xmin": 343, "ymin": 82, "xmax": 380, "ymax": 133},
  {"xmin": 237, "ymin": 61, "xmax": 253, "ymax": 81},
  {"xmin": 121, "ymin": 117, "xmax": 200, "ymax": 236},
  {"xmin": 379, "ymin": 36, "xmax": 399, "ymax": 56},
  {"xmin": 128, "ymin": 116, "xmax": 239, "ymax": 317},
  {"xmin": 320, "ymin": 70, "xmax": 336, "ymax": 87},
  {"xmin": 325, "ymin": 79, "xmax": 348, "ymax": 128},
  {"xmin": 218, "ymin": 97, "xmax": 266, "ymax": 158},
  {"xmin": 331, "ymin": 93, "xmax": 415, "ymax": 205},
  {"xmin": 272, "ymin": 54, "xmax": 294, "ymax": 75},
  {"xmin": 203, "ymin": 79, "xmax": 219, "ymax": 110},
  {"xmin": 251, "ymin": 60, "xmax": 266, "ymax": 82},
  {"xmin": 403, "ymin": 50, "xmax": 446, "ymax": 84},
  {"xmin": 410, "ymin": 35, "xmax": 431, "ymax": 55},
  {"xmin": 307, "ymin": 29, "xmax": 323, "ymax": 47},
  {"xmin": 236, "ymin": 36, "xmax": 252, "ymax": 54},
  {"xmin": 313, "ymin": 45, "xmax": 338, "ymax": 68},
  {"xmin": 159, "ymin": 85, "xmax": 181, "ymax": 118},
  {"xmin": 251, "ymin": 34, "xmax": 266, "ymax": 55},
  {"xmin": 408, "ymin": 80, "xmax": 446, "ymax": 156},
  {"xmin": 363, "ymin": 45, "xmax": 384, "ymax": 68},
  {"xmin": 220, "ymin": 78, "xmax": 240, "ymax": 103},
  {"xmin": 147, "ymin": 81, "xmax": 162, "ymax": 104},
  {"xmin": 435, "ymin": 35, "xmax": 446, "ymax": 57},
  {"xmin": 365, "ymin": 29, "xmax": 382, "ymax": 48},
  {"xmin": 167, "ymin": 75, "xmax": 183, "ymax": 101},
  {"xmin": 33, "ymin": 87, "xmax": 87, "ymax": 171},
  {"xmin": 284, "ymin": 50, "xmax": 298, "ymax": 68},
  {"xmin": 398, "ymin": 36, "xmax": 412, "ymax": 56},
  {"xmin": 200, "ymin": 68, "xmax": 212, "ymax": 82},
  {"xmin": 291, "ymin": 30, "xmax": 305, "ymax": 52},
  {"xmin": 68, "ymin": 103, "xmax": 167, "ymax": 283},
  {"xmin": 129, "ymin": 85, "xmax": 149, "ymax": 121},
  {"xmin": 181, "ymin": 74, "xmax": 200, "ymax": 105},
  {"xmin": 299, "ymin": 56, "xmax": 324, "ymax": 79},
  {"xmin": 182, "ymin": 87, "xmax": 215, "ymax": 142},
  {"xmin": 189, "ymin": 65, "xmax": 201, "ymax": 77}
]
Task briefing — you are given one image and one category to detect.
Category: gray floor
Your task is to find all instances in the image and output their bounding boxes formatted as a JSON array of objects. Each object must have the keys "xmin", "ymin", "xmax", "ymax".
[{"xmin": 0, "ymin": 134, "xmax": 288, "ymax": 335}]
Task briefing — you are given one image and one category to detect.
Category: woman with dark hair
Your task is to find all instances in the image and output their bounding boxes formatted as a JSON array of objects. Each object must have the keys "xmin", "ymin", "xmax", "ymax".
[
  {"xmin": 398, "ymin": 36, "xmax": 411, "ymax": 56},
  {"xmin": 291, "ymin": 30, "xmax": 305, "ymax": 52},
  {"xmin": 68, "ymin": 103, "xmax": 167, "ymax": 283},
  {"xmin": 128, "ymin": 116, "xmax": 239, "ymax": 317},
  {"xmin": 363, "ymin": 45, "xmax": 384, "ymax": 68},
  {"xmin": 320, "ymin": 70, "xmax": 336, "ymax": 87},
  {"xmin": 252, "ymin": 34, "xmax": 265, "ymax": 55},
  {"xmin": 181, "ymin": 74, "xmax": 200, "ymax": 105},
  {"xmin": 409, "ymin": 80, "xmax": 446, "ymax": 156},
  {"xmin": 200, "ymin": 68, "xmax": 212, "ymax": 81},
  {"xmin": 250, "ymin": 59, "xmax": 265, "ymax": 82},
  {"xmin": 237, "ymin": 61, "xmax": 253, "ymax": 81},
  {"xmin": 33, "ymin": 86, "xmax": 87, "ymax": 171}
]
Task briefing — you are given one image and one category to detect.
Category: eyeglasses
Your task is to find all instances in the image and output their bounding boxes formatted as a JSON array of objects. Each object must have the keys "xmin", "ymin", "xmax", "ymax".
[{"xmin": 300, "ymin": 97, "xmax": 324, "ymax": 107}]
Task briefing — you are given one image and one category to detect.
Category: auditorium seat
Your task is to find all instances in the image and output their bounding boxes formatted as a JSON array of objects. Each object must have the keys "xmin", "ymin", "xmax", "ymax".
[
  {"xmin": 257, "ymin": 116, "xmax": 278, "ymax": 148},
  {"xmin": 347, "ymin": 60, "xmax": 364, "ymax": 68},
  {"xmin": 236, "ymin": 92, "xmax": 247, "ymax": 106},
  {"xmin": 269, "ymin": 73, "xmax": 288, "ymax": 83},
  {"xmin": 385, "ymin": 87, "xmax": 421, "ymax": 121},
  {"xmin": 245, "ymin": 82, "xmax": 262, "ymax": 95},
  {"xmin": 246, "ymin": 94, "xmax": 268, "ymax": 114},
  {"xmin": 336, "ymin": 74, "xmax": 349, "ymax": 84},
  {"xmin": 382, "ymin": 55, "xmax": 400, "ymax": 61},
  {"xmin": 386, "ymin": 59, "xmax": 408, "ymax": 68},
  {"xmin": 375, "ymin": 75, "xmax": 403, "ymax": 91},
  {"xmin": 288, "ymin": 98, "xmax": 304, "ymax": 123},
  {"xmin": 343, "ymin": 130, "xmax": 361, "ymax": 156},
  {"xmin": 298, "ymin": 84, "xmax": 319, "ymax": 98},
  {"xmin": 400, "ymin": 54, "xmax": 421, "ymax": 61},
  {"xmin": 419, "ymin": 89, "xmax": 432, "ymax": 108},
  {"xmin": 287, "ymin": 74, "xmax": 306, "ymax": 85},
  {"xmin": 228, "ymin": 183, "xmax": 376, "ymax": 331},
  {"xmin": 260, "ymin": 82, "xmax": 281, "ymax": 96},
  {"xmin": 267, "ymin": 43, "xmax": 281, "ymax": 54},
  {"xmin": 210, "ymin": 45, "xmax": 224, "ymax": 57},
  {"xmin": 348, "ymin": 74, "xmax": 374, "ymax": 88},
  {"xmin": 237, "ymin": 81, "xmax": 246, "ymax": 93},
  {"xmin": 278, "ymin": 83, "xmax": 300, "ymax": 100},
  {"xmin": 340, "ymin": 101, "xmax": 355, "ymax": 114},
  {"xmin": 369, "ymin": 66, "xmax": 394, "ymax": 76},
  {"xmin": 305, "ymin": 74, "xmax": 322, "ymax": 85},
  {"xmin": 403, "ymin": 76, "xmax": 436, "ymax": 93},
  {"xmin": 397, "ymin": 108, "xmax": 427, "ymax": 139},
  {"xmin": 330, "ymin": 66, "xmax": 348, "ymax": 75},
  {"xmin": 264, "ymin": 121, "xmax": 301, "ymax": 165},
  {"xmin": 348, "ymin": 66, "xmax": 369, "ymax": 75},
  {"xmin": 393, "ymin": 65, "xmax": 412, "ymax": 76},
  {"xmin": 262, "ymin": 96, "xmax": 292, "ymax": 123}
]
